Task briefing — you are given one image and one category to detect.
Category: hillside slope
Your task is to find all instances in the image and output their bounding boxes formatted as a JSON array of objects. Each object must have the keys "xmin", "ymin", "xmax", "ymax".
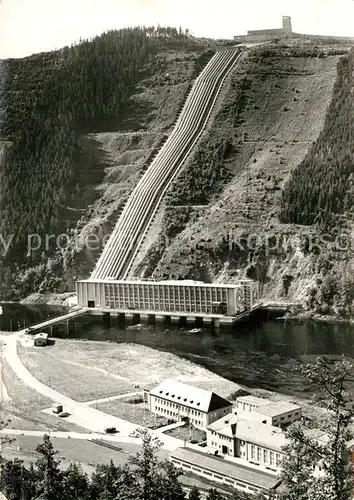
[
  {"xmin": 2, "ymin": 34, "xmax": 354, "ymax": 318},
  {"xmin": 0, "ymin": 28, "xmax": 213, "ymax": 297},
  {"xmin": 133, "ymin": 41, "xmax": 354, "ymax": 317}
]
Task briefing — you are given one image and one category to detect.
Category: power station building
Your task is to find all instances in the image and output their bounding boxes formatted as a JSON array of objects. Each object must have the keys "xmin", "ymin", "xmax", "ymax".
[
  {"xmin": 234, "ymin": 16, "xmax": 293, "ymax": 43},
  {"xmin": 76, "ymin": 278, "xmax": 259, "ymax": 320}
]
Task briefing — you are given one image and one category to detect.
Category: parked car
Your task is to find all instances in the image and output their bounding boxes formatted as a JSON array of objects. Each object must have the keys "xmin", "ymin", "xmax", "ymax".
[
  {"xmin": 104, "ymin": 427, "xmax": 117, "ymax": 434},
  {"xmin": 58, "ymin": 412, "xmax": 70, "ymax": 418}
]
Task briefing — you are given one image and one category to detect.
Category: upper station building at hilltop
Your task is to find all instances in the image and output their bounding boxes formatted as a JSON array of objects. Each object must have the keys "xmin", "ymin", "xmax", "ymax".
[{"xmin": 234, "ymin": 16, "xmax": 293, "ymax": 43}]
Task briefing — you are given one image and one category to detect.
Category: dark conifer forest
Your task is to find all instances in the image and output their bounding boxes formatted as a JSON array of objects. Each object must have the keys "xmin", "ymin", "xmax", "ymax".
[
  {"xmin": 0, "ymin": 27, "xmax": 203, "ymax": 269},
  {"xmin": 280, "ymin": 48, "xmax": 354, "ymax": 226}
]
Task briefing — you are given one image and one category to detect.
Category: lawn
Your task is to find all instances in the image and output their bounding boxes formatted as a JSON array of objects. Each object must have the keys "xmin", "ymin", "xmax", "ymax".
[
  {"xmin": 17, "ymin": 338, "xmax": 240, "ymax": 403},
  {"xmin": 17, "ymin": 343, "xmax": 135, "ymax": 402},
  {"xmin": 96, "ymin": 400, "xmax": 169, "ymax": 428},
  {"xmin": 163, "ymin": 425, "xmax": 206, "ymax": 444},
  {"xmin": 1, "ymin": 358, "xmax": 85, "ymax": 432}
]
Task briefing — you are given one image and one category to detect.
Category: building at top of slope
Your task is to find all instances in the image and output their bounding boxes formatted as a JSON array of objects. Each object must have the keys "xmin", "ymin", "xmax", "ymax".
[
  {"xmin": 234, "ymin": 16, "xmax": 293, "ymax": 43},
  {"xmin": 234, "ymin": 15, "xmax": 354, "ymax": 43}
]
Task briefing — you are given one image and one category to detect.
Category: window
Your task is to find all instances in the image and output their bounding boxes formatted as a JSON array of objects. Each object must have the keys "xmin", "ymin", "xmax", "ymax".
[
  {"xmin": 270, "ymin": 452, "xmax": 274, "ymax": 466},
  {"xmin": 240, "ymin": 440, "xmax": 245, "ymax": 445},
  {"xmin": 263, "ymin": 450, "xmax": 268, "ymax": 463},
  {"xmin": 251, "ymin": 445, "xmax": 255, "ymax": 460},
  {"xmin": 257, "ymin": 447, "xmax": 261, "ymax": 462}
]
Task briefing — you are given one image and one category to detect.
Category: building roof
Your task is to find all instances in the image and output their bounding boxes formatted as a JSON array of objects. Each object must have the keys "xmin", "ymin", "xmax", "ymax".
[
  {"xmin": 207, "ymin": 413, "xmax": 288, "ymax": 452},
  {"xmin": 253, "ymin": 401, "xmax": 301, "ymax": 418},
  {"xmin": 78, "ymin": 279, "xmax": 243, "ymax": 289},
  {"xmin": 170, "ymin": 447, "xmax": 281, "ymax": 490},
  {"xmin": 236, "ymin": 419, "xmax": 288, "ymax": 452},
  {"xmin": 236, "ymin": 395, "xmax": 271, "ymax": 407},
  {"xmin": 207, "ymin": 413, "xmax": 238, "ymax": 437},
  {"xmin": 150, "ymin": 379, "xmax": 232, "ymax": 414},
  {"xmin": 34, "ymin": 332, "xmax": 48, "ymax": 340}
]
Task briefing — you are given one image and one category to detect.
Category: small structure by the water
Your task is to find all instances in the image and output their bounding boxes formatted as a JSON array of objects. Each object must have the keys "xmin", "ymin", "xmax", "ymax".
[{"xmin": 33, "ymin": 332, "xmax": 48, "ymax": 347}]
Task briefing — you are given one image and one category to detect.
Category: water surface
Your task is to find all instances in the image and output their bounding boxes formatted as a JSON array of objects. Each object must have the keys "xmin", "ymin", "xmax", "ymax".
[{"xmin": 2, "ymin": 303, "xmax": 354, "ymax": 396}]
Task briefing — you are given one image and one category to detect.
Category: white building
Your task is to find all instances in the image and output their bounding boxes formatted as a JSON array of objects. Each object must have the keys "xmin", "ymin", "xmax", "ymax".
[
  {"xmin": 169, "ymin": 447, "xmax": 284, "ymax": 496},
  {"xmin": 33, "ymin": 332, "xmax": 48, "ymax": 347},
  {"xmin": 207, "ymin": 413, "xmax": 286, "ymax": 471},
  {"xmin": 252, "ymin": 402, "xmax": 302, "ymax": 427},
  {"xmin": 148, "ymin": 379, "xmax": 233, "ymax": 430},
  {"xmin": 76, "ymin": 278, "xmax": 259, "ymax": 316},
  {"xmin": 235, "ymin": 395, "xmax": 271, "ymax": 413},
  {"xmin": 235, "ymin": 397, "xmax": 302, "ymax": 427}
]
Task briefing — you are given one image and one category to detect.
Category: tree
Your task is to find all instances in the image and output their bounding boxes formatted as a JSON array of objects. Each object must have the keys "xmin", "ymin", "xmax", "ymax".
[
  {"xmin": 35, "ymin": 434, "xmax": 64, "ymax": 500},
  {"xmin": 280, "ymin": 424, "xmax": 324, "ymax": 500},
  {"xmin": 280, "ymin": 355, "xmax": 354, "ymax": 500},
  {"xmin": 90, "ymin": 460, "xmax": 138, "ymax": 500},
  {"xmin": 62, "ymin": 463, "xmax": 90, "ymax": 499},
  {"xmin": 0, "ymin": 458, "xmax": 27, "ymax": 500},
  {"xmin": 188, "ymin": 485, "xmax": 201, "ymax": 500},
  {"xmin": 206, "ymin": 488, "xmax": 225, "ymax": 500},
  {"xmin": 129, "ymin": 428, "xmax": 185, "ymax": 500}
]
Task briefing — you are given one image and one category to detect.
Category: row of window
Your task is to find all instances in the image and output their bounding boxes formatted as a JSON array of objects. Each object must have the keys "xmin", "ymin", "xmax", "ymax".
[
  {"xmin": 273, "ymin": 411, "xmax": 300, "ymax": 424},
  {"xmin": 153, "ymin": 398, "xmax": 202, "ymax": 417},
  {"xmin": 250, "ymin": 445, "xmax": 282, "ymax": 467},
  {"xmin": 104, "ymin": 284, "xmax": 228, "ymax": 300},
  {"xmin": 155, "ymin": 407, "xmax": 202, "ymax": 426},
  {"xmin": 104, "ymin": 300, "xmax": 217, "ymax": 313}
]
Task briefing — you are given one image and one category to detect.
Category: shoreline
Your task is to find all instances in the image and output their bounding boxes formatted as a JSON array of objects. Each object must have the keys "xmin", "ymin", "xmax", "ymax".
[
  {"xmin": 16, "ymin": 293, "xmax": 354, "ymax": 325},
  {"xmin": 280, "ymin": 311, "xmax": 354, "ymax": 325}
]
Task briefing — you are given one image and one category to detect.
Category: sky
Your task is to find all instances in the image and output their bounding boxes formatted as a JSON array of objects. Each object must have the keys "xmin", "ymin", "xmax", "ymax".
[{"xmin": 1, "ymin": 0, "xmax": 354, "ymax": 59}]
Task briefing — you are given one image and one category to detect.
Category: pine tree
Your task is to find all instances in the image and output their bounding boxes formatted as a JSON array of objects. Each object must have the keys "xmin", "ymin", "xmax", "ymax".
[
  {"xmin": 34, "ymin": 434, "xmax": 64, "ymax": 500},
  {"xmin": 280, "ymin": 424, "xmax": 325, "ymax": 500},
  {"xmin": 62, "ymin": 462, "xmax": 90, "ymax": 499},
  {"xmin": 129, "ymin": 428, "xmax": 185, "ymax": 500},
  {"xmin": 206, "ymin": 488, "xmax": 225, "ymax": 500},
  {"xmin": 188, "ymin": 485, "xmax": 202, "ymax": 500}
]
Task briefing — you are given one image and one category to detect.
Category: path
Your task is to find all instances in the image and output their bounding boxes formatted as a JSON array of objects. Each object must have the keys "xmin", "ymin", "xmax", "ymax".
[{"xmin": 0, "ymin": 428, "xmax": 141, "ymax": 445}]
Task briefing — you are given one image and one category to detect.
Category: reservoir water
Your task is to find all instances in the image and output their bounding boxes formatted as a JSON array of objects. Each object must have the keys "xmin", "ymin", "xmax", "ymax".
[{"xmin": 1, "ymin": 303, "xmax": 354, "ymax": 397}]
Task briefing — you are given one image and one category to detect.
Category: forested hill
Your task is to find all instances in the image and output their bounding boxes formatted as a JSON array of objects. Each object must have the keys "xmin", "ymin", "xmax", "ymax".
[
  {"xmin": 280, "ymin": 48, "xmax": 354, "ymax": 227},
  {"xmin": 0, "ymin": 27, "xmax": 211, "ymax": 297}
]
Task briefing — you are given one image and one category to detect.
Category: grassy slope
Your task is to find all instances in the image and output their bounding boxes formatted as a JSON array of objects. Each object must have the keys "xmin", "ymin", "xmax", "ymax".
[{"xmin": 136, "ymin": 41, "xmax": 352, "ymax": 315}]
